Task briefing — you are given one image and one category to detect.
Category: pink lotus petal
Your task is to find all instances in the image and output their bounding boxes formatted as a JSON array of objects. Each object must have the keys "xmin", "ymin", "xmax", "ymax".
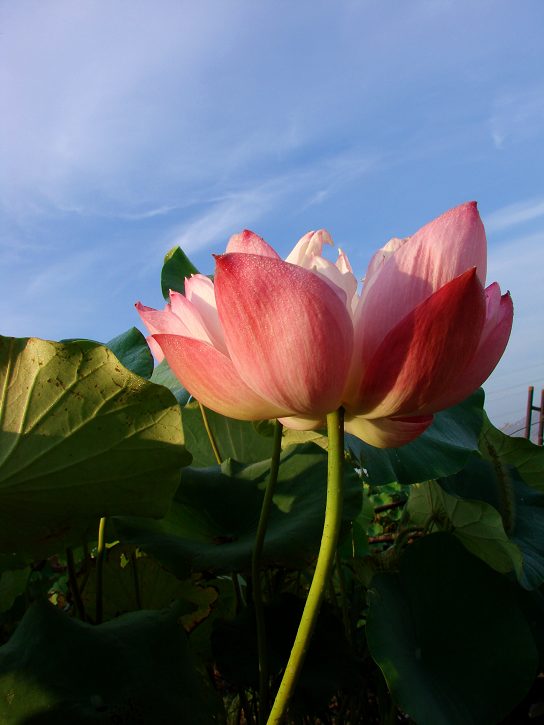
[
  {"xmin": 345, "ymin": 413, "xmax": 434, "ymax": 448},
  {"xmin": 169, "ymin": 291, "xmax": 214, "ymax": 346},
  {"xmin": 146, "ymin": 335, "xmax": 165, "ymax": 362},
  {"xmin": 364, "ymin": 237, "xmax": 408, "ymax": 282},
  {"xmin": 136, "ymin": 301, "xmax": 188, "ymax": 339},
  {"xmin": 154, "ymin": 334, "xmax": 291, "ymax": 420},
  {"xmin": 183, "ymin": 274, "xmax": 227, "ymax": 353},
  {"xmin": 226, "ymin": 230, "xmax": 280, "ymax": 258},
  {"xmin": 215, "ymin": 253, "xmax": 354, "ymax": 414},
  {"xmin": 357, "ymin": 202, "xmax": 487, "ymax": 366},
  {"xmin": 285, "ymin": 229, "xmax": 333, "ymax": 266},
  {"xmin": 427, "ymin": 284, "xmax": 514, "ymax": 410},
  {"xmin": 351, "ymin": 268, "xmax": 486, "ymax": 418},
  {"xmin": 278, "ymin": 414, "xmax": 325, "ymax": 430}
]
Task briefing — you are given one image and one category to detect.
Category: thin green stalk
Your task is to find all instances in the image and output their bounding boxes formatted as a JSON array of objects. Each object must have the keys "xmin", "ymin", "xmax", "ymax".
[
  {"xmin": 198, "ymin": 401, "xmax": 222, "ymax": 465},
  {"xmin": 197, "ymin": 404, "xmax": 247, "ymax": 617},
  {"xmin": 268, "ymin": 408, "xmax": 344, "ymax": 724},
  {"xmin": 95, "ymin": 516, "xmax": 107, "ymax": 625},
  {"xmin": 252, "ymin": 420, "xmax": 283, "ymax": 724},
  {"xmin": 131, "ymin": 551, "xmax": 142, "ymax": 609}
]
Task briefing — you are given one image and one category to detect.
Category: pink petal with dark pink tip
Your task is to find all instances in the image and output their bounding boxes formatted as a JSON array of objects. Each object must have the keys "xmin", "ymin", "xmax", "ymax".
[
  {"xmin": 350, "ymin": 268, "xmax": 486, "ymax": 419},
  {"xmin": 135, "ymin": 301, "xmax": 188, "ymax": 339},
  {"xmin": 357, "ymin": 202, "xmax": 487, "ymax": 367},
  {"xmin": 427, "ymin": 284, "xmax": 514, "ymax": 411},
  {"xmin": 345, "ymin": 413, "xmax": 434, "ymax": 448},
  {"xmin": 154, "ymin": 334, "xmax": 291, "ymax": 420},
  {"xmin": 226, "ymin": 230, "xmax": 280, "ymax": 258},
  {"xmin": 215, "ymin": 253, "xmax": 354, "ymax": 415}
]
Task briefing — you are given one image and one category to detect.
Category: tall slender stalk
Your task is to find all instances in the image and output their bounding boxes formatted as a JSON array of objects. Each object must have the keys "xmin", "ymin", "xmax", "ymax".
[
  {"xmin": 267, "ymin": 408, "xmax": 344, "ymax": 724},
  {"xmin": 198, "ymin": 401, "xmax": 222, "ymax": 464},
  {"xmin": 252, "ymin": 420, "xmax": 283, "ymax": 724},
  {"xmin": 95, "ymin": 516, "xmax": 107, "ymax": 625}
]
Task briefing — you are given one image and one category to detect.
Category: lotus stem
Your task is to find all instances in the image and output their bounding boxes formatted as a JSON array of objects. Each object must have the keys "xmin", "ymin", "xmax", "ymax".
[
  {"xmin": 198, "ymin": 401, "xmax": 222, "ymax": 464},
  {"xmin": 95, "ymin": 516, "xmax": 107, "ymax": 624},
  {"xmin": 253, "ymin": 419, "xmax": 283, "ymax": 724},
  {"xmin": 267, "ymin": 408, "xmax": 344, "ymax": 724}
]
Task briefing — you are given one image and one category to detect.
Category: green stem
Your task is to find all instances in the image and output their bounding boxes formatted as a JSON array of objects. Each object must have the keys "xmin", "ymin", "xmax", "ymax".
[
  {"xmin": 131, "ymin": 551, "xmax": 142, "ymax": 609},
  {"xmin": 95, "ymin": 516, "xmax": 107, "ymax": 625},
  {"xmin": 252, "ymin": 420, "xmax": 283, "ymax": 724},
  {"xmin": 198, "ymin": 401, "xmax": 222, "ymax": 465},
  {"xmin": 267, "ymin": 408, "xmax": 344, "ymax": 724}
]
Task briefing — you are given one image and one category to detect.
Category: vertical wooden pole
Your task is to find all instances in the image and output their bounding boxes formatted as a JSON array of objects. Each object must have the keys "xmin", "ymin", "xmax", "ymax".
[{"xmin": 525, "ymin": 386, "xmax": 535, "ymax": 439}]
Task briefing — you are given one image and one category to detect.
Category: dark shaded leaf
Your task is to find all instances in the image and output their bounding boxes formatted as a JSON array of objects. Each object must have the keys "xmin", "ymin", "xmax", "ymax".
[
  {"xmin": 114, "ymin": 443, "xmax": 362, "ymax": 576},
  {"xmin": 366, "ymin": 533, "xmax": 537, "ymax": 725},
  {"xmin": 439, "ymin": 456, "xmax": 544, "ymax": 589},
  {"xmin": 0, "ymin": 599, "xmax": 223, "ymax": 723}
]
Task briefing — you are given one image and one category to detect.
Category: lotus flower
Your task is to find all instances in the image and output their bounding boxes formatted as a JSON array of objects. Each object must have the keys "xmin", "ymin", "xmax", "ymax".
[{"xmin": 136, "ymin": 202, "xmax": 512, "ymax": 448}]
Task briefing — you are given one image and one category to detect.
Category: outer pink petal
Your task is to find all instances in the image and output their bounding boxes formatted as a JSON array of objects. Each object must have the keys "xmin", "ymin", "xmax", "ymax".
[
  {"xmin": 278, "ymin": 414, "xmax": 325, "ymax": 431},
  {"xmin": 226, "ymin": 230, "xmax": 280, "ymax": 258},
  {"xmin": 345, "ymin": 414, "xmax": 434, "ymax": 448},
  {"xmin": 154, "ymin": 334, "xmax": 291, "ymax": 420},
  {"xmin": 350, "ymin": 268, "xmax": 486, "ymax": 418},
  {"xmin": 215, "ymin": 254, "xmax": 354, "ymax": 415},
  {"xmin": 427, "ymin": 284, "xmax": 513, "ymax": 410},
  {"xmin": 364, "ymin": 237, "xmax": 408, "ymax": 283},
  {"xmin": 183, "ymin": 275, "xmax": 227, "ymax": 353},
  {"xmin": 357, "ymin": 202, "xmax": 487, "ymax": 366}
]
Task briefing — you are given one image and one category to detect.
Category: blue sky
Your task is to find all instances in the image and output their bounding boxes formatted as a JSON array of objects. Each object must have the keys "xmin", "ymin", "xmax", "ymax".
[{"xmin": 1, "ymin": 0, "xmax": 543, "ymax": 429}]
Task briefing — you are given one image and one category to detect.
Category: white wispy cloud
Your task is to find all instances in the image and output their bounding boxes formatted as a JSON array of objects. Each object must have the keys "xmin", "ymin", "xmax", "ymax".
[{"xmin": 485, "ymin": 197, "xmax": 544, "ymax": 234}]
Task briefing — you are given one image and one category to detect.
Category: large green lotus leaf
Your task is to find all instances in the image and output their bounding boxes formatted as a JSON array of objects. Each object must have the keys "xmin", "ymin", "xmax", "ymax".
[
  {"xmin": 366, "ymin": 533, "xmax": 538, "ymax": 725},
  {"xmin": 0, "ymin": 599, "xmax": 222, "ymax": 724},
  {"xmin": 161, "ymin": 245, "xmax": 199, "ymax": 299},
  {"xmin": 406, "ymin": 480, "xmax": 523, "ymax": 576},
  {"xmin": 80, "ymin": 543, "xmax": 217, "ymax": 629},
  {"xmin": 61, "ymin": 327, "xmax": 153, "ymax": 380},
  {"xmin": 150, "ymin": 357, "xmax": 191, "ymax": 405},
  {"xmin": 480, "ymin": 413, "xmax": 544, "ymax": 491},
  {"xmin": 0, "ymin": 336, "xmax": 191, "ymax": 555},
  {"xmin": 346, "ymin": 389, "xmax": 484, "ymax": 485},
  {"xmin": 182, "ymin": 400, "xmax": 277, "ymax": 466},
  {"xmin": 114, "ymin": 443, "xmax": 362, "ymax": 576},
  {"xmin": 439, "ymin": 455, "xmax": 544, "ymax": 589},
  {"xmin": 105, "ymin": 327, "xmax": 154, "ymax": 379}
]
